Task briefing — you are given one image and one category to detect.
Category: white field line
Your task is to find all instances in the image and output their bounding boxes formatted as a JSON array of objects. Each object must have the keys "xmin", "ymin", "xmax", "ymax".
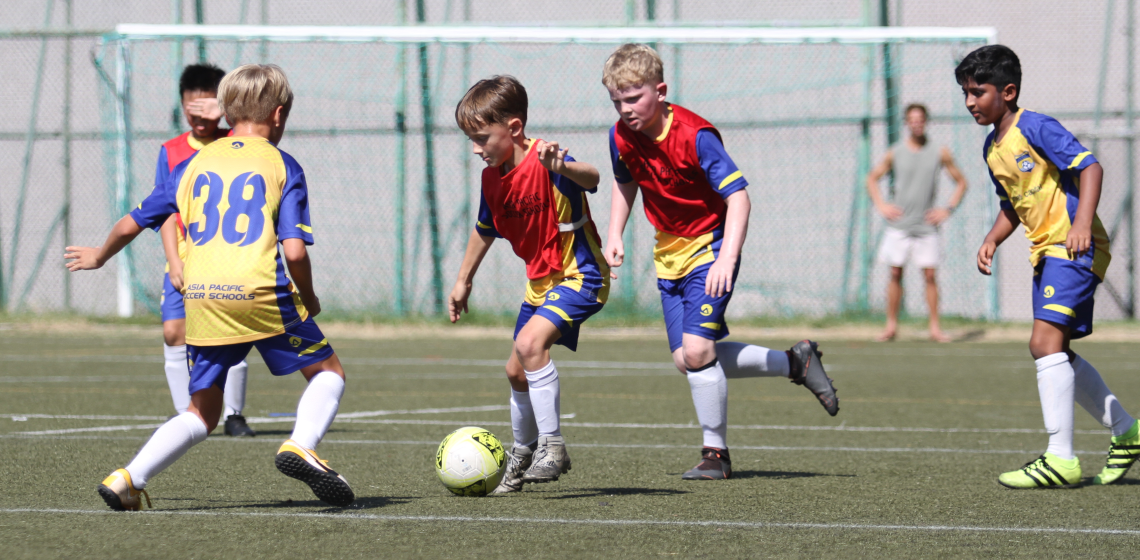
[
  {"xmin": 9, "ymin": 405, "xmax": 509, "ymax": 435},
  {"xmin": 0, "ymin": 354, "xmax": 674, "ymax": 370},
  {"xmin": 3, "ymin": 507, "xmax": 1136, "ymax": 536}
]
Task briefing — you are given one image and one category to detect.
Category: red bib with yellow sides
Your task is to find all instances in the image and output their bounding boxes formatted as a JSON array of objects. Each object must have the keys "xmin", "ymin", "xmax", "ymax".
[{"xmin": 481, "ymin": 140, "xmax": 565, "ymax": 280}]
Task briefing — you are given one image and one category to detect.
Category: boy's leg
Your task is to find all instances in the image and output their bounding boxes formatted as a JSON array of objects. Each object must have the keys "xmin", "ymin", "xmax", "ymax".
[
  {"xmin": 256, "ymin": 319, "xmax": 354, "ymax": 507},
  {"xmin": 162, "ymin": 318, "xmax": 190, "ymax": 414},
  {"xmin": 1029, "ymin": 320, "xmax": 1076, "ymax": 461},
  {"xmin": 1072, "ymin": 354, "xmax": 1140, "ymax": 484},
  {"xmin": 492, "ymin": 347, "xmax": 539, "ymax": 494},
  {"xmin": 222, "ymin": 360, "xmax": 254, "ymax": 436}
]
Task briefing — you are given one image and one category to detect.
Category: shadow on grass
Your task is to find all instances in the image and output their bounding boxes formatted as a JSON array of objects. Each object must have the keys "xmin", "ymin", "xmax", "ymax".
[
  {"xmin": 545, "ymin": 487, "xmax": 690, "ymax": 499},
  {"xmin": 730, "ymin": 470, "xmax": 855, "ymax": 480},
  {"xmin": 173, "ymin": 495, "xmax": 417, "ymax": 512}
]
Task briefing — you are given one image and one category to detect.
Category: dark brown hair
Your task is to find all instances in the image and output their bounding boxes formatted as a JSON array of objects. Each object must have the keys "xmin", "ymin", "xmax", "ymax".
[
  {"xmin": 455, "ymin": 75, "xmax": 528, "ymax": 133},
  {"xmin": 904, "ymin": 103, "xmax": 928, "ymax": 118}
]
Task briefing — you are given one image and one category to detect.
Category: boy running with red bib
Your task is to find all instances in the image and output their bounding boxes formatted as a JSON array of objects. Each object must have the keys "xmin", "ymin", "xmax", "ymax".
[
  {"xmin": 449, "ymin": 76, "xmax": 609, "ymax": 493},
  {"xmin": 602, "ymin": 44, "xmax": 838, "ymax": 480}
]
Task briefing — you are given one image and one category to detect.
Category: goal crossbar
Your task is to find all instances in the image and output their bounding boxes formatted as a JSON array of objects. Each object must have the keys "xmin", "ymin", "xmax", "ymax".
[{"xmin": 111, "ymin": 24, "xmax": 997, "ymax": 45}]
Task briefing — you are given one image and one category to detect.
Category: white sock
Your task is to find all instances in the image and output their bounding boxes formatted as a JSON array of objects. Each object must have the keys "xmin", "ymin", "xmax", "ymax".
[
  {"xmin": 687, "ymin": 359, "xmax": 728, "ymax": 449},
  {"xmin": 1073, "ymin": 355, "xmax": 1135, "ymax": 437},
  {"xmin": 525, "ymin": 361, "xmax": 561, "ymax": 438},
  {"xmin": 125, "ymin": 411, "xmax": 208, "ymax": 489},
  {"xmin": 163, "ymin": 344, "xmax": 191, "ymax": 414},
  {"xmin": 1036, "ymin": 353, "xmax": 1076, "ymax": 460},
  {"xmin": 510, "ymin": 389, "xmax": 539, "ymax": 448},
  {"xmin": 290, "ymin": 371, "xmax": 344, "ymax": 450},
  {"xmin": 717, "ymin": 341, "xmax": 790, "ymax": 378},
  {"xmin": 223, "ymin": 360, "xmax": 249, "ymax": 417}
]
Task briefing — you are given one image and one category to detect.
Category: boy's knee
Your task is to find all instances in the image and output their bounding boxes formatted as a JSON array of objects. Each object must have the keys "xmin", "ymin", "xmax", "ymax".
[
  {"xmin": 162, "ymin": 322, "xmax": 185, "ymax": 347},
  {"xmin": 682, "ymin": 343, "xmax": 717, "ymax": 371},
  {"xmin": 671, "ymin": 351, "xmax": 687, "ymax": 374},
  {"xmin": 514, "ymin": 332, "xmax": 545, "ymax": 363}
]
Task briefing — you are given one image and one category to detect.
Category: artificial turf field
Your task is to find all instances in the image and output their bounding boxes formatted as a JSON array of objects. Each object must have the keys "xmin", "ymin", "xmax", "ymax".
[{"xmin": 4, "ymin": 327, "xmax": 1140, "ymax": 558}]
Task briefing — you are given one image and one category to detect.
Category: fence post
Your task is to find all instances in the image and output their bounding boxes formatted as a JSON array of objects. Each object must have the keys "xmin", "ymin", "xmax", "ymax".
[
  {"xmin": 394, "ymin": 0, "xmax": 407, "ymax": 315},
  {"xmin": 114, "ymin": 40, "xmax": 135, "ymax": 317},
  {"xmin": 417, "ymin": 0, "xmax": 444, "ymax": 315},
  {"xmin": 63, "ymin": 0, "xmax": 73, "ymax": 310}
]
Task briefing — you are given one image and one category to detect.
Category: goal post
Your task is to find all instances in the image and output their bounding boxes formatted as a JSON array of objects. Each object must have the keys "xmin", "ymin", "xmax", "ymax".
[{"xmin": 95, "ymin": 24, "xmax": 997, "ymax": 321}]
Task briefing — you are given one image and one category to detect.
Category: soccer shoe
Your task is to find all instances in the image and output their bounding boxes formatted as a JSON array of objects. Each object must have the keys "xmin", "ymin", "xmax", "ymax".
[
  {"xmin": 1092, "ymin": 420, "xmax": 1140, "ymax": 485},
  {"xmin": 224, "ymin": 414, "xmax": 256, "ymax": 437},
  {"xmin": 97, "ymin": 469, "xmax": 151, "ymax": 511},
  {"xmin": 681, "ymin": 447, "xmax": 732, "ymax": 480},
  {"xmin": 491, "ymin": 444, "xmax": 536, "ymax": 494},
  {"xmin": 275, "ymin": 439, "xmax": 355, "ymax": 507},
  {"xmin": 521, "ymin": 436, "xmax": 571, "ymax": 483},
  {"xmin": 788, "ymin": 340, "xmax": 839, "ymax": 416},
  {"xmin": 998, "ymin": 453, "xmax": 1081, "ymax": 489}
]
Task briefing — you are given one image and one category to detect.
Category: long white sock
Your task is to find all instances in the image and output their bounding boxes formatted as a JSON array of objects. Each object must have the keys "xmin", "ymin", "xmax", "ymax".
[
  {"xmin": 125, "ymin": 411, "xmax": 208, "ymax": 489},
  {"xmin": 1036, "ymin": 352, "xmax": 1076, "ymax": 460},
  {"xmin": 290, "ymin": 372, "xmax": 344, "ymax": 450},
  {"xmin": 717, "ymin": 341, "xmax": 790, "ymax": 378},
  {"xmin": 687, "ymin": 359, "xmax": 728, "ymax": 449},
  {"xmin": 510, "ymin": 389, "xmax": 539, "ymax": 448},
  {"xmin": 525, "ymin": 361, "xmax": 561, "ymax": 438},
  {"xmin": 1073, "ymin": 355, "xmax": 1135, "ymax": 437},
  {"xmin": 163, "ymin": 344, "xmax": 191, "ymax": 414},
  {"xmin": 223, "ymin": 360, "xmax": 249, "ymax": 417}
]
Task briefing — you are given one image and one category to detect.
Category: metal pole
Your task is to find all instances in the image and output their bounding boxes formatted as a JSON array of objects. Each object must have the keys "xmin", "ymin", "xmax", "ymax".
[
  {"xmin": 195, "ymin": 0, "xmax": 206, "ymax": 62},
  {"xmin": 880, "ymin": 0, "xmax": 899, "ymax": 148},
  {"xmin": 461, "ymin": 0, "xmax": 472, "ymax": 229},
  {"xmin": 1127, "ymin": 0, "xmax": 1136, "ymax": 317},
  {"xmin": 672, "ymin": 0, "xmax": 681, "ymax": 105},
  {"xmin": 63, "ymin": 0, "xmax": 73, "ymax": 310},
  {"xmin": 115, "ymin": 41, "xmax": 135, "ymax": 317},
  {"xmin": 172, "ymin": 0, "xmax": 183, "ymax": 134},
  {"xmin": 417, "ymin": 0, "xmax": 444, "ymax": 315},
  {"xmin": 259, "ymin": 0, "xmax": 269, "ymax": 62},
  {"xmin": 394, "ymin": 0, "xmax": 407, "ymax": 315}
]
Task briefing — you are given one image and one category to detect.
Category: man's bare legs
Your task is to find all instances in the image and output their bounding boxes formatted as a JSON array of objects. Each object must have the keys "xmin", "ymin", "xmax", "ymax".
[
  {"xmin": 877, "ymin": 266, "xmax": 904, "ymax": 342},
  {"xmin": 924, "ymin": 268, "xmax": 951, "ymax": 342}
]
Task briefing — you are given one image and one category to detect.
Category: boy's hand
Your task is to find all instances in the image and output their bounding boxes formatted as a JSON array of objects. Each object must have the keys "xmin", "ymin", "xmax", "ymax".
[
  {"xmin": 301, "ymin": 293, "xmax": 321, "ymax": 318},
  {"xmin": 976, "ymin": 241, "xmax": 997, "ymax": 275},
  {"xmin": 168, "ymin": 261, "xmax": 185, "ymax": 292},
  {"xmin": 1066, "ymin": 222, "xmax": 1092, "ymax": 257},
  {"xmin": 925, "ymin": 207, "xmax": 951, "ymax": 226},
  {"xmin": 706, "ymin": 256, "xmax": 735, "ymax": 298},
  {"xmin": 64, "ymin": 246, "xmax": 104, "ymax": 271},
  {"xmin": 603, "ymin": 239, "xmax": 624, "ymax": 279},
  {"xmin": 185, "ymin": 98, "xmax": 222, "ymax": 121},
  {"xmin": 536, "ymin": 140, "xmax": 569, "ymax": 175},
  {"xmin": 877, "ymin": 203, "xmax": 904, "ymax": 221},
  {"xmin": 449, "ymin": 281, "xmax": 472, "ymax": 323}
]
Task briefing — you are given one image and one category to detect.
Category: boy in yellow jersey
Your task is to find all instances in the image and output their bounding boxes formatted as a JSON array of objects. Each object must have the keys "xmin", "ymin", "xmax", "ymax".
[
  {"xmin": 449, "ymin": 76, "xmax": 608, "ymax": 492},
  {"xmin": 960, "ymin": 45, "xmax": 1139, "ymax": 488},
  {"xmin": 155, "ymin": 63, "xmax": 253, "ymax": 437},
  {"xmin": 601, "ymin": 44, "xmax": 838, "ymax": 480},
  {"xmin": 66, "ymin": 64, "xmax": 355, "ymax": 509}
]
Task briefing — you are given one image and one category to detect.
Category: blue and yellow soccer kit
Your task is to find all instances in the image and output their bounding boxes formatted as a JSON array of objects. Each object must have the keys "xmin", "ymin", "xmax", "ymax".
[
  {"xmin": 131, "ymin": 136, "xmax": 333, "ymax": 393},
  {"xmin": 985, "ymin": 109, "xmax": 1111, "ymax": 338},
  {"xmin": 155, "ymin": 131, "xmax": 229, "ymax": 322},
  {"xmin": 477, "ymin": 147, "xmax": 610, "ymax": 352},
  {"xmin": 610, "ymin": 110, "xmax": 748, "ymax": 352}
]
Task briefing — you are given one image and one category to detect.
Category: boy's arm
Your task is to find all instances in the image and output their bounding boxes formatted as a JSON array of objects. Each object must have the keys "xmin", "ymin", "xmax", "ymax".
[
  {"xmin": 536, "ymin": 140, "xmax": 600, "ymax": 190},
  {"xmin": 926, "ymin": 148, "xmax": 969, "ymax": 226},
  {"xmin": 706, "ymin": 190, "xmax": 750, "ymax": 297},
  {"xmin": 65, "ymin": 215, "xmax": 146, "ymax": 271},
  {"xmin": 865, "ymin": 150, "xmax": 902, "ymax": 221},
  {"xmin": 283, "ymin": 238, "xmax": 320, "ymax": 317},
  {"xmin": 160, "ymin": 215, "xmax": 184, "ymax": 291},
  {"xmin": 604, "ymin": 180, "xmax": 638, "ymax": 279},
  {"xmin": 1067, "ymin": 162, "xmax": 1103, "ymax": 257},
  {"xmin": 977, "ymin": 208, "xmax": 1019, "ymax": 275},
  {"xmin": 449, "ymin": 230, "xmax": 496, "ymax": 323}
]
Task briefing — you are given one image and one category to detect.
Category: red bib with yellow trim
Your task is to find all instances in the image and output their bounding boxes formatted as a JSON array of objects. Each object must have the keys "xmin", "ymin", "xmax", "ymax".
[
  {"xmin": 612, "ymin": 104, "xmax": 724, "ymax": 237},
  {"xmin": 481, "ymin": 141, "xmax": 564, "ymax": 280}
]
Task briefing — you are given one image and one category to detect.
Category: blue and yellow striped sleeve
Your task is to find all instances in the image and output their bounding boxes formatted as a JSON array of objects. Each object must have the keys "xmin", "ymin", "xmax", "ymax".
[
  {"xmin": 130, "ymin": 160, "xmax": 183, "ymax": 231},
  {"xmin": 608, "ymin": 127, "xmax": 634, "ymax": 185},
  {"xmin": 475, "ymin": 191, "xmax": 501, "ymax": 238},
  {"xmin": 695, "ymin": 129, "xmax": 747, "ymax": 198},
  {"xmin": 1020, "ymin": 111, "xmax": 1098, "ymax": 172},
  {"xmin": 276, "ymin": 151, "xmax": 314, "ymax": 245}
]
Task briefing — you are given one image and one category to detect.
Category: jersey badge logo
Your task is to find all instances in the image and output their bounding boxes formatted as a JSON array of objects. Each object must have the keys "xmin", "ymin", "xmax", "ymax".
[
  {"xmin": 547, "ymin": 292, "xmax": 561, "ymax": 301},
  {"xmin": 700, "ymin": 304, "xmax": 713, "ymax": 316},
  {"xmin": 289, "ymin": 336, "xmax": 302, "ymax": 347},
  {"xmin": 1016, "ymin": 152, "xmax": 1034, "ymax": 172},
  {"xmin": 1044, "ymin": 285, "xmax": 1055, "ymax": 298},
  {"xmin": 232, "ymin": 141, "xmax": 245, "ymax": 149}
]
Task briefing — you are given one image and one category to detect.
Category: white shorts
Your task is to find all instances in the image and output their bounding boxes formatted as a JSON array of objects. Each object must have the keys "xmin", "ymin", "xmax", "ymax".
[{"xmin": 878, "ymin": 227, "xmax": 941, "ymax": 269}]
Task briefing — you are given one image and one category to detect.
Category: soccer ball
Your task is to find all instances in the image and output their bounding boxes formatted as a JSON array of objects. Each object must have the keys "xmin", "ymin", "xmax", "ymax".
[{"xmin": 435, "ymin": 426, "xmax": 506, "ymax": 496}]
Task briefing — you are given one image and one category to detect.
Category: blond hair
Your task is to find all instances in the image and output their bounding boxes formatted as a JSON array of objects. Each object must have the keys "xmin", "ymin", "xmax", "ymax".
[
  {"xmin": 455, "ymin": 75, "xmax": 528, "ymax": 133},
  {"xmin": 602, "ymin": 43, "xmax": 664, "ymax": 91},
  {"xmin": 217, "ymin": 64, "xmax": 294, "ymax": 124}
]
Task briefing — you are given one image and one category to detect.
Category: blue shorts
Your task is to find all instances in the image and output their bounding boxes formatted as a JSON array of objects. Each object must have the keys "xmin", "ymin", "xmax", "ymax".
[
  {"xmin": 1032, "ymin": 256, "xmax": 1100, "ymax": 339},
  {"xmin": 514, "ymin": 284, "xmax": 604, "ymax": 352},
  {"xmin": 659, "ymin": 262, "xmax": 738, "ymax": 352},
  {"xmin": 187, "ymin": 318, "xmax": 334, "ymax": 395},
  {"xmin": 160, "ymin": 272, "xmax": 185, "ymax": 322}
]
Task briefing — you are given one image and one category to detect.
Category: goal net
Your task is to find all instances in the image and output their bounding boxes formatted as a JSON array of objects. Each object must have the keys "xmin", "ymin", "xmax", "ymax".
[{"xmin": 95, "ymin": 24, "xmax": 996, "ymax": 321}]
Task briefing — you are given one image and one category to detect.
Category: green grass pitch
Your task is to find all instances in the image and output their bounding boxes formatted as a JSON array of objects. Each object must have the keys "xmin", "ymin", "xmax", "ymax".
[{"xmin": 3, "ymin": 327, "xmax": 1140, "ymax": 558}]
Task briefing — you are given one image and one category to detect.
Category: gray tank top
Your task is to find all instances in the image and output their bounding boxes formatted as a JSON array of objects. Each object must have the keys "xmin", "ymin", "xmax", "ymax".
[{"xmin": 890, "ymin": 140, "xmax": 942, "ymax": 235}]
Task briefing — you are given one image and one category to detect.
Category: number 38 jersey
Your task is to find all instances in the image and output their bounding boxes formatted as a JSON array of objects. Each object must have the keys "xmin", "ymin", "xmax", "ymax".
[{"xmin": 130, "ymin": 136, "xmax": 314, "ymax": 346}]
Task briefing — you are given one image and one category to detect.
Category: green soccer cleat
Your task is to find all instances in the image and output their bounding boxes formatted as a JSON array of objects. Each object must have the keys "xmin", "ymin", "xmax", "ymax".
[
  {"xmin": 1092, "ymin": 419, "xmax": 1140, "ymax": 485},
  {"xmin": 998, "ymin": 452, "xmax": 1081, "ymax": 489}
]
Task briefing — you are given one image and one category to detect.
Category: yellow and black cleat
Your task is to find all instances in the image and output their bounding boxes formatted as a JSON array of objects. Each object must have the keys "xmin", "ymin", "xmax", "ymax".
[
  {"xmin": 1092, "ymin": 420, "xmax": 1140, "ymax": 485},
  {"xmin": 275, "ymin": 439, "xmax": 355, "ymax": 507},
  {"xmin": 998, "ymin": 453, "xmax": 1081, "ymax": 489},
  {"xmin": 97, "ymin": 469, "xmax": 151, "ymax": 511}
]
